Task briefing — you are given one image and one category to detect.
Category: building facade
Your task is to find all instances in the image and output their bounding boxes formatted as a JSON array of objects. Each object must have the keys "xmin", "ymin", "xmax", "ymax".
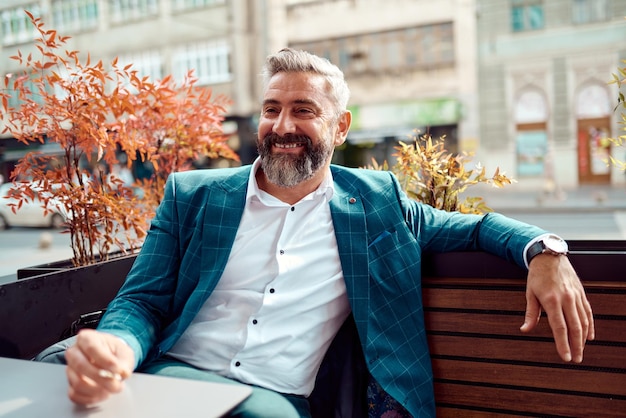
[
  {"xmin": 282, "ymin": 0, "xmax": 479, "ymax": 168},
  {"xmin": 2, "ymin": 0, "xmax": 625, "ymax": 189},
  {"xmin": 1, "ymin": 0, "xmax": 479, "ymax": 176},
  {"xmin": 476, "ymin": 0, "xmax": 626, "ymax": 190},
  {"xmin": 0, "ymin": 0, "xmax": 263, "ymax": 179}
]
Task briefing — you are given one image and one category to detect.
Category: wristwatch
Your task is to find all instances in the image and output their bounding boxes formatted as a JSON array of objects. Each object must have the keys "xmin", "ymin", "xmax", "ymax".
[{"xmin": 527, "ymin": 234, "xmax": 569, "ymax": 263}]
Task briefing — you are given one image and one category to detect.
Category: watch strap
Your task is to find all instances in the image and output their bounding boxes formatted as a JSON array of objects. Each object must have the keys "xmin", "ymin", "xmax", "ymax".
[
  {"xmin": 526, "ymin": 240, "xmax": 545, "ymax": 263},
  {"xmin": 526, "ymin": 236, "xmax": 568, "ymax": 264}
]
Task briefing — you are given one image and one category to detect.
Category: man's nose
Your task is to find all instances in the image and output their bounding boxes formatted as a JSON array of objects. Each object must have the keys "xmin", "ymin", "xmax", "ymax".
[{"xmin": 272, "ymin": 111, "xmax": 296, "ymax": 136}]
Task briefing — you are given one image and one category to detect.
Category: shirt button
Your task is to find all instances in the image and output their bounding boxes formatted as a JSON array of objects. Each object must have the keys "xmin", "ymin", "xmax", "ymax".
[
  {"xmin": 235, "ymin": 361, "xmax": 241, "ymax": 367},
  {"xmin": 290, "ymin": 207, "xmax": 295, "ymax": 212},
  {"xmin": 252, "ymin": 319, "xmax": 258, "ymax": 325},
  {"xmin": 269, "ymin": 288, "xmax": 275, "ymax": 294},
  {"xmin": 279, "ymin": 249, "xmax": 284, "ymax": 255}
]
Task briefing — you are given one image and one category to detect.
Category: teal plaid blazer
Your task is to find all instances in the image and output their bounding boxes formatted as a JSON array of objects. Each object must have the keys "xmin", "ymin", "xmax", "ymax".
[{"xmin": 98, "ymin": 165, "xmax": 545, "ymax": 417}]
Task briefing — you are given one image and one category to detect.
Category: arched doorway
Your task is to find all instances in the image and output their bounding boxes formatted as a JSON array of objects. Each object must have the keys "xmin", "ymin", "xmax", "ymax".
[{"xmin": 576, "ymin": 83, "xmax": 612, "ymax": 184}]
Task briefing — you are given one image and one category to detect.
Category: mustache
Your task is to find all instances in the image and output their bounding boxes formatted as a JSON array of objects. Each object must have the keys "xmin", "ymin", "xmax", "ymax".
[{"xmin": 262, "ymin": 133, "xmax": 312, "ymax": 146}]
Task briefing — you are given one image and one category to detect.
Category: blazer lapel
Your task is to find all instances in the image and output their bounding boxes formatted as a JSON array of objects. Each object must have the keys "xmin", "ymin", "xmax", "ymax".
[
  {"xmin": 330, "ymin": 172, "xmax": 370, "ymax": 347},
  {"xmin": 199, "ymin": 167, "xmax": 250, "ymax": 283}
]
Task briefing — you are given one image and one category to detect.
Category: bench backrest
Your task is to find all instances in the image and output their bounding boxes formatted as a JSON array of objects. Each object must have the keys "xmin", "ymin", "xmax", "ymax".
[{"xmin": 423, "ymin": 249, "xmax": 626, "ymax": 417}]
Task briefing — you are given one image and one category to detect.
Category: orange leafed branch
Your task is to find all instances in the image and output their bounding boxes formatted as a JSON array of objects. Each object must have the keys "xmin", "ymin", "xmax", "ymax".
[{"xmin": 1, "ymin": 12, "xmax": 239, "ymax": 266}]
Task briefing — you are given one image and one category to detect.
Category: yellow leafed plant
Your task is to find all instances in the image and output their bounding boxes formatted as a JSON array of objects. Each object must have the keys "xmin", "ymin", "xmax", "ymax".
[
  {"xmin": 606, "ymin": 58, "xmax": 626, "ymax": 171},
  {"xmin": 367, "ymin": 132, "xmax": 514, "ymax": 214}
]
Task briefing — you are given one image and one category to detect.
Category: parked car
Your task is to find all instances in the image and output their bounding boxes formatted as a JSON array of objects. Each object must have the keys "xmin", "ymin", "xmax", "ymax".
[{"xmin": 0, "ymin": 183, "xmax": 67, "ymax": 230}]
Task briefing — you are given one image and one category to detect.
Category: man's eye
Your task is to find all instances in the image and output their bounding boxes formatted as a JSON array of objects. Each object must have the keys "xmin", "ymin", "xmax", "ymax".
[
  {"xmin": 296, "ymin": 108, "xmax": 314, "ymax": 115},
  {"xmin": 263, "ymin": 108, "xmax": 278, "ymax": 115}
]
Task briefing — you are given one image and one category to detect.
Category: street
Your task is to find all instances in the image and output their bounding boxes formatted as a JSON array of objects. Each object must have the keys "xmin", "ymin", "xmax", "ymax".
[
  {"xmin": 0, "ymin": 227, "xmax": 73, "ymax": 279},
  {"xmin": 1, "ymin": 210, "xmax": 626, "ymax": 280},
  {"xmin": 498, "ymin": 210, "xmax": 626, "ymax": 241}
]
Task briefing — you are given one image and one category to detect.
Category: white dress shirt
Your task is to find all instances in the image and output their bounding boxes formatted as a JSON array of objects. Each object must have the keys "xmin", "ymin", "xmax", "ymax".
[{"xmin": 168, "ymin": 159, "xmax": 351, "ymax": 396}]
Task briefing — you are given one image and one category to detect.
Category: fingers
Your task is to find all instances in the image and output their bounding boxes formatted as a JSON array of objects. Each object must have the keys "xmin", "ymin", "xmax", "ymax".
[
  {"xmin": 97, "ymin": 369, "xmax": 123, "ymax": 381},
  {"xmin": 558, "ymin": 280, "xmax": 596, "ymax": 363},
  {"xmin": 583, "ymin": 294, "xmax": 595, "ymax": 341},
  {"xmin": 66, "ymin": 362, "xmax": 122, "ymax": 405},
  {"xmin": 65, "ymin": 330, "xmax": 132, "ymax": 405},
  {"xmin": 575, "ymin": 280, "xmax": 595, "ymax": 342},
  {"xmin": 525, "ymin": 255, "xmax": 595, "ymax": 364},
  {"xmin": 522, "ymin": 286, "xmax": 576, "ymax": 362},
  {"xmin": 75, "ymin": 330, "xmax": 121, "ymax": 372},
  {"xmin": 546, "ymin": 297, "xmax": 575, "ymax": 362},
  {"xmin": 548, "ymin": 277, "xmax": 595, "ymax": 363},
  {"xmin": 520, "ymin": 293, "xmax": 542, "ymax": 333}
]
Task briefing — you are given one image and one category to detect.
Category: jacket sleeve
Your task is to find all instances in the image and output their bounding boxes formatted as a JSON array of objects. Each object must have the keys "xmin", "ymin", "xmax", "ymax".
[
  {"xmin": 97, "ymin": 174, "xmax": 184, "ymax": 368},
  {"xmin": 395, "ymin": 174, "xmax": 547, "ymax": 268}
]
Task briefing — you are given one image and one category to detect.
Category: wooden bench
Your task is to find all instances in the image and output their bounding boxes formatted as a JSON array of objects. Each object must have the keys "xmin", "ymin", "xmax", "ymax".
[
  {"xmin": 422, "ymin": 246, "xmax": 626, "ymax": 417},
  {"xmin": 1, "ymin": 243, "xmax": 625, "ymax": 417}
]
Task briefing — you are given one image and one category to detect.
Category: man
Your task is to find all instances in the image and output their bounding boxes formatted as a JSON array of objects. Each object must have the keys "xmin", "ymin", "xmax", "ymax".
[{"xmin": 63, "ymin": 48, "xmax": 594, "ymax": 417}]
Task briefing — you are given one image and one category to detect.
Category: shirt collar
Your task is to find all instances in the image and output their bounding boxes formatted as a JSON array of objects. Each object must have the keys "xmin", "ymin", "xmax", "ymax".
[{"xmin": 247, "ymin": 157, "xmax": 335, "ymax": 203}]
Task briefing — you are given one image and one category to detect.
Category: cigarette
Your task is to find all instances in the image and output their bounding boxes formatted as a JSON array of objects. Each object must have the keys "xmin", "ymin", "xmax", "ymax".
[{"xmin": 98, "ymin": 369, "xmax": 123, "ymax": 381}]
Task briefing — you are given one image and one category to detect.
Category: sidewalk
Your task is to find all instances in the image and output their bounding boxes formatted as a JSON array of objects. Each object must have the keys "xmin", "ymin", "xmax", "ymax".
[
  {"xmin": 0, "ymin": 237, "xmax": 73, "ymax": 285},
  {"xmin": 475, "ymin": 184, "xmax": 626, "ymax": 213}
]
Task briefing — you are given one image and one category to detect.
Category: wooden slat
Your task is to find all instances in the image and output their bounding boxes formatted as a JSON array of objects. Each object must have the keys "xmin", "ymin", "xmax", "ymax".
[
  {"xmin": 435, "ymin": 407, "xmax": 512, "ymax": 418},
  {"xmin": 431, "ymin": 358, "xmax": 626, "ymax": 397},
  {"xmin": 420, "ymin": 272, "xmax": 626, "ymax": 416},
  {"xmin": 586, "ymin": 291, "xmax": 626, "ymax": 316},
  {"xmin": 424, "ymin": 310, "xmax": 551, "ymax": 338},
  {"xmin": 427, "ymin": 334, "xmax": 626, "ymax": 370},
  {"xmin": 422, "ymin": 280, "xmax": 626, "ymax": 316},
  {"xmin": 424, "ymin": 310, "xmax": 626, "ymax": 343},
  {"xmin": 433, "ymin": 381, "xmax": 626, "ymax": 418},
  {"xmin": 422, "ymin": 287, "xmax": 526, "ymax": 311}
]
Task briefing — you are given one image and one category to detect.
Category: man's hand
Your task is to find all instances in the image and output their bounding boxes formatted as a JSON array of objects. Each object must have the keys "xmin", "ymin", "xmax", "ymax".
[
  {"xmin": 521, "ymin": 254, "xmax": 595, "ymax": 363},
  {"xmin": 64, "ymin": 329, "xmax": 135, "ymax": 405}
]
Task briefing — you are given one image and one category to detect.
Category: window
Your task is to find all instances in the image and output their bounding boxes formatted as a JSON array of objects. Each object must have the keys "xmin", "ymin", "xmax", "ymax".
[
  {"xmin": 109, "ymin": 0, "xmax": 158, "ymax": 24},
  {"xmin": 51, "ymin": 0, "xmax": 99, "ymax": 33},
  {"xmin": 171, "ymin": 0, "xmax": 225, "ymax": 12},
  {"xmin": 337, "ymin": 39, "xmax": 351, "ymax": 71},
  {"xmin": 4, "ymin": 72, "xmax": 46, "ymax": 109},
  {"xmin": 366, "ymin": 33, "xmax": 384, "ymax": 72},
  {"xmin": 572, "ymin": 0, "xmax": 608, "ymax": 24},
  {"xmin": 386, "ymin": 36, "xmax": 402, "ymax": 69},
  {"xmin": 172, "ymin": 40, "xmax": 231, "ymax": 85},
  {"xmin": 1, "ymin": 4, "xmax": 40, "ymax": 46},
  {"xmin": 118, "ymin": 50, "xmax": 163, "ymax": 92},
  {"xmin": 291, "ymin": 23, "xmax": 455, "ymax": 77},
  {"xmin": 511, "ymin": 0, "xmax": 544, "ymax": 32}
]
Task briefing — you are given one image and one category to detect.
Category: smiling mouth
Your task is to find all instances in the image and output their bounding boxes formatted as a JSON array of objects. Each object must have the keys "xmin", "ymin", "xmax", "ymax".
[{"xmin": 274, "ymin": 142, "xmax": 304, "ymax": 149}]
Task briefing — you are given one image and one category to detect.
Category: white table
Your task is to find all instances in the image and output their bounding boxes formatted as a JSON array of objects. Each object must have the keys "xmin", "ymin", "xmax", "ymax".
[{"xmin": 0, "ymin": 357, "xmax": 251, "ymax": 418}]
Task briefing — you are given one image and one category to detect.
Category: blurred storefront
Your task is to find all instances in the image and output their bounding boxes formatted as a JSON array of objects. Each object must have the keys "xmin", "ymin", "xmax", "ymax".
[{"xmin": 343, "ymin": 98, "xmax": 462, "ymax": 167}]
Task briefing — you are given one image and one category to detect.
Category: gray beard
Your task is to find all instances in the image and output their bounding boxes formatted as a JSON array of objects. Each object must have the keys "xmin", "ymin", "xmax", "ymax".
[{"xmin": 258, "ymin": 133, "xmax": 333, "ymax": 188}]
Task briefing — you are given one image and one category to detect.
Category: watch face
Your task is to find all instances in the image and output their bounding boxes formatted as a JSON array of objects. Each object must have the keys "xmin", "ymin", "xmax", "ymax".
[{"xmin": 544, "ymin": 235, "xmax": 568, "ymax": 253}]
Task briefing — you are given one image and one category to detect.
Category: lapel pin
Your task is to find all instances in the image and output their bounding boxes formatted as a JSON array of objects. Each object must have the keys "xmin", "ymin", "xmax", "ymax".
[{"xmin": 349, "ymin": 197, "xmax": 357, "ymax": 204}]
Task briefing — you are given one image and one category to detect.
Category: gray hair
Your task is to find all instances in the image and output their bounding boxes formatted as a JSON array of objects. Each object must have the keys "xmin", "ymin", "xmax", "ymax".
[{"xmin": 261, "ymin": 48, "xmax": 351, "ymax": 117}]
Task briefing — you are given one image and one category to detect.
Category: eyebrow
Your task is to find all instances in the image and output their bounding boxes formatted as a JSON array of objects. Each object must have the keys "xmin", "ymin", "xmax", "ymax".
[{"xmin": 262, "ymin": 98, "xmax": 319, "ymax": 108}]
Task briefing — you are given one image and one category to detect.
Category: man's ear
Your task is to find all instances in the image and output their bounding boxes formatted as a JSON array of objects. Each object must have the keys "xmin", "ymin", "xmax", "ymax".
[{"xmin": 334, "ymin": 110, "xmax": 352, "ymax": 146}]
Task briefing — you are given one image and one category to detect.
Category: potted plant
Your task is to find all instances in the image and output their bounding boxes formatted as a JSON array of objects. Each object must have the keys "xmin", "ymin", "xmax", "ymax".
[
  {"xmin": 0, "ymin": 11, "xmax": 238, "ymax": 271},
  {"xmin": 607, "ymin": 58, "xmax": 625, "ymax": 171},
  {"xmin": 367, "ymin": 131, "xmax": 514, "ymax": 214}
]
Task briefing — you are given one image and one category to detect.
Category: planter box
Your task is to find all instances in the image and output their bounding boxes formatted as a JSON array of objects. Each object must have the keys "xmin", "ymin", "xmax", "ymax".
[
  {"xmin": 0, "ymin": 254, "xmax": 136, "ymax": 359},
  {"xmin": 16, "ymin": 250, "xmax": 137, "ymax": 280}
]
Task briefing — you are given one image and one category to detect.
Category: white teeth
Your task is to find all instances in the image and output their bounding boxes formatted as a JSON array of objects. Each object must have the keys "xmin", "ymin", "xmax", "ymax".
[{"xmin": 275, "ymin": 143, "xmax": 302, "ymax": 148}]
